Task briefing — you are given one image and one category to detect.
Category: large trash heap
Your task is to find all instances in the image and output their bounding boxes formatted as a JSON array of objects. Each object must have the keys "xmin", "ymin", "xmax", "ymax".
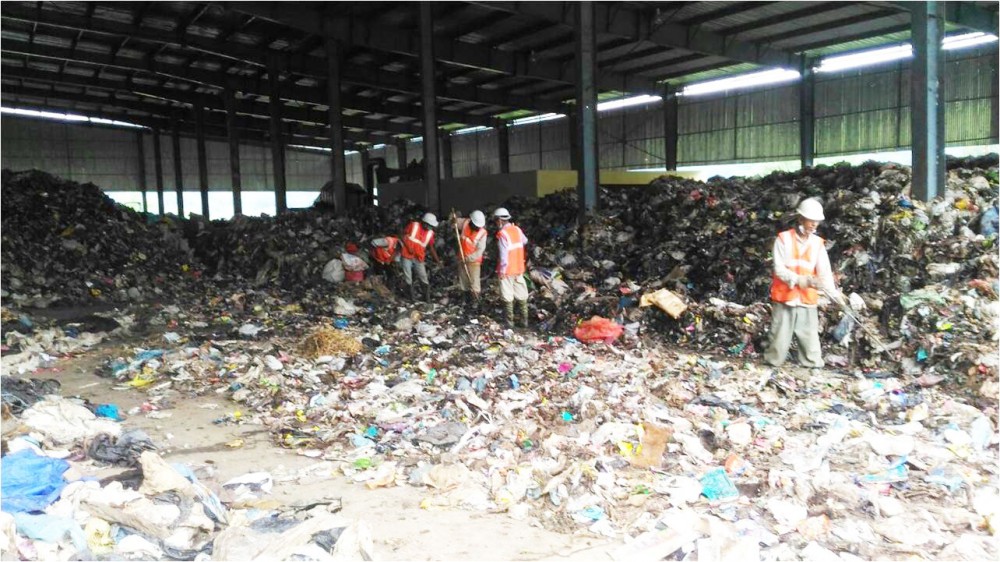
[{"xmin": 1, "ymin": 157, "xmax": 998, "ymax": 561}]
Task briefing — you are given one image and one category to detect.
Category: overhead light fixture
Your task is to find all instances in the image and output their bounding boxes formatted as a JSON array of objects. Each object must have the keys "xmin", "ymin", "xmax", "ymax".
[
  {"xmin": 680, "ymin": 69, "xmax": 801, "ymax": 96},
  {"xmin": 452, "ymin": 125, "xmax": 490, "ymax": 135},
  {"xmin": 372, "ymin": 143, "xmax": 386, "ymax": 149},
  {"xmin": 943, "ymin": 31, "xmax": 999, "ymax": 50},
  {"xmin": 815, "ymin": 44, "xmax": 913, "ymax": 73},
  {"xmin": 597, "ymin": 94, "xmax": 663, "ymax": 111},
  {"xmin": 408, "ymin": 136, "xmax": 423, "ymax": 143},
  {"xmin": 510, "ymin": 113, "xmax": 565, "ymax": 126}
]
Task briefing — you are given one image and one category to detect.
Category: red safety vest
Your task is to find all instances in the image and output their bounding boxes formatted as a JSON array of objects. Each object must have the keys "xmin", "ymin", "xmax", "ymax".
[
  {"xmin": 770, "ymin": 229, "xmax": 822, "ymax": 305},
  {"xmin": 370, "ymin": 236, "xmax": 399, "ymax": 265},
  {"xmin": 459, "ymin": 221, "xmax": 487, "ymax": 264},
  {"xmin": 497, "ymin": 223, "xmax": 526, "ymax": 277},
  {"xmin": 401, "ymin": 221, "xmax": 434, "ymax": 262}
]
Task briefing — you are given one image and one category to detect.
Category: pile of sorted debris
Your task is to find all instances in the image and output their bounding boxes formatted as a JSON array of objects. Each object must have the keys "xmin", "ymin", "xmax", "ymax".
[{"xmin": 1, "ymin": 170, "xmax": 197, "ymax": 307}]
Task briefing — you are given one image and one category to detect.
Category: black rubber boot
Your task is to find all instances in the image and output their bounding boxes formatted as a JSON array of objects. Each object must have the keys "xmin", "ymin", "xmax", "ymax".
[
  {"xmin": 408, "ymin": 282, "xmax": 417, "ymax": 302},
  {"xmin": 504, "ymin": 301, "xmax": 515, "ymax": 328},
  {"xmin": 471, "ymin": 292, "xmax": 481, "ymax": 314},
  {"xmin": 517, "ymin": 300, "xmax": 529, "ymax": 329},
  {"xmin": 424, "ymin": 283, "xmax": 432, "ymax": 303}
]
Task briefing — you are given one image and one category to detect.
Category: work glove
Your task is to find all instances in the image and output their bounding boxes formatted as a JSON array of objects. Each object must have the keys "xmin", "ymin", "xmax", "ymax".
[{"xmin": 796, "ymin": 276, "xmax": 814, "ymax": 289}]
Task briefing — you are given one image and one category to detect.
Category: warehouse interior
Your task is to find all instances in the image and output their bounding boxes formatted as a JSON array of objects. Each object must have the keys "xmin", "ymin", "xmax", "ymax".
[{"xmin": 2, "ymin": 1, "xmax": 1000, "ymax": 560}]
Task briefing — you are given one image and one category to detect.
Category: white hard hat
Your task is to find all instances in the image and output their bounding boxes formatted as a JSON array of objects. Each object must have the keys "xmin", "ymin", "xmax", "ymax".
[
  {"xmin": 493, "ymin": 207, "xmax": 511, "ymax": 220},
  {"xmin": 470, "ymin": 210, "xmax": 486, "ymax": 228},
  {"xmin": 796, "ymin": 198, "xmax": 825, "ymax": 221},
  {"xmin": 421, "ymin": 212, "xmax": 439, "ymax": 227}
]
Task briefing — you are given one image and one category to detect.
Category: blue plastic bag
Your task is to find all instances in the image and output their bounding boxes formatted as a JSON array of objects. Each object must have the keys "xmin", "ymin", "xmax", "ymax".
[
  {"xmin": 1, "ymin": 449, "xmax": 69, "ymax": 513},
  {"xmin": 700, "ymin": 467, "xmax": 739, "ymax": 500},
  {"xmin": 95, "ymin": 403, "xmax": 122, "ymax": 421}
]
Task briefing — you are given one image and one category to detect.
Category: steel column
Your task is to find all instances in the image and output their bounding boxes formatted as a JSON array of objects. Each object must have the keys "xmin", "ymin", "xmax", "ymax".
[
  {"xmin": 171, "ymin": 122, "xmax": 184, "ymax": 218},
  {"xmin": 361, "ymin": 150, "xmax": 373, "ymax": 193},
  {"xmin": 268, "ymin": 56, "xmax": 288, "ymax": 214},
  {"xmin": 420, "ymin": 1, "xmax": 441, "ymax": 211},
  {"xmin": 799, "ymin": 57, "xmax": 815, "ymax": 169},
  {"xmin": 224, "ymin": 88, "xmax": 243, "ymax": 216},
  {"xmin": 152, "ymin": 128, "xmax": 165, "ymax": 216},
  {"xmin": 136, "ymin": 130, "xmax": 148, "ymax": 214},
  {"xmin": 195, "ymin": 105, "xmax": 210, "ymax": 220},
  {"xmin": 991, "ymin": 53, "xmax": 999, "ymax": 144},
  {"xmin": 910, "ymin": 1, "xmax": 945, "ymax": 202},
  {"xmin": 396, "ymin": 139, "xmax": 408, "ymax": 168},
  {"xmin": 326, "ymin": 38, "xmax": 347, "ymax": 214},
  {"xmin": 440, "ymin": 133, "xmax": 454, "ymax": 180},
  {"xmin": 497, "ymin": 123, "xmax": 510, "ymax": 173},
  {"xmin": 663, "ymin": 84, "xmax": 679, "ymax": 171},
  {"xmin": 575, "ymin": 1, "xmax": 599, "ymax": 216},
  {"xmin": 569, "ymin": 110, "xmax": 580, "ymax": 171}
]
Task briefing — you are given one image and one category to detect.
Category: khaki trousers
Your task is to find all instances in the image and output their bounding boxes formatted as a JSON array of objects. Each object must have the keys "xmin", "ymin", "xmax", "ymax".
[
  {"xmin": 400, "ymin": 258, "xmax": 427, "ymax": 285},
  {"xmin": 499, "ymin": 275, "xmax": 529, "ymax": 302},
  {"xmin": 458, "ymin": 262, "xmax": 481, "ymax": 293},
  {"xmin": 764, "ymin": 302, "xmax": 824, "ymax": 368}
]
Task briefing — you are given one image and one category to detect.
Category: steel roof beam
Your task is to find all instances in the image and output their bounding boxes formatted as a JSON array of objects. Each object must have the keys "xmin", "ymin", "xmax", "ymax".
[
  {"xmin": 677, "ymin": 2, "xmax": 779, "ymax": 27},
  {"xmin": 470, "ymin": 1, "xmax": 798, "ymax": 69},
  {"xmin": 1, "ymin": 38, "xmax": 495, "ymax": 127},
  {"xmin": 227, "ymin": 2, "xmax": 657, "ymax": 94},
  {"xmin": 0, "ymin": 3, "xmax": 563, "ymax": 112}
]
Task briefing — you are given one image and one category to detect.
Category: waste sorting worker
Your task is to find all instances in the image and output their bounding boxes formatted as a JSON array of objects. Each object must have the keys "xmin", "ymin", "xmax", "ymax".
[
  {"xmin": 764, "ymin": 197, "xmax": 845, "ymax": 368},
  {"xmin": 400, "ymin": 212, "xmax": 442, "ymax": 302},
  {"xmin": 369, "ymin": 236, "xmax": 401, "ymax": 286},
  {"xmin": 493, "ymin": 207, "xmax": 530, "ymax": 328},
  {"xmin": 453, "ymin": 210, "xmax": 488, "ymax": 309}
]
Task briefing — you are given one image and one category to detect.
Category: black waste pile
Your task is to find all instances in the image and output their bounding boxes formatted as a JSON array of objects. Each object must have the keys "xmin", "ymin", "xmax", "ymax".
[
  {"xmin": 1, "ymin": 169, "xmax": 197, "ymax": 307},
  {"xmin": 189, "ymin": 199, "xmax": 427, "ymax": 285},
  {"xmin": 508, "ymin": 156, "xmax": 998, "ymax": 373}
]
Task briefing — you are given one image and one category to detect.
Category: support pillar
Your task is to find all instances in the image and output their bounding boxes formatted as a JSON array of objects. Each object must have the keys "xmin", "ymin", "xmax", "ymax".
[
  {"xmin": 171, "ymin": 121, "xmax": 184, "ymax": 218},
  {"xmin": 990, "ymin": 53, "xmax": 999, "ymax": 144},
  {"xmin": 663, "ymin": 84, "xmax": 679, "ymax": 171},
  {"xmin": 395, "ymin": 139, "xmax": 408, "ymax": 168},
  {"xmin": 569, "ymin": 110, "xmax": 580, "ymax": 171},
  {"xmin": 420, "ymin": 2, "xmax": 441, "ymax": 211},
  {"xmin": 195, "ymin": 105, "xmax": 210, "ymax": 220},
  {"xmin": 224, "ymin": 88, "xmax": 243, "ymax": 216},
  {"xmin": 574, "ymin": 1, "xmax": 599, "ymax": 217},
  {"xmin": 268, "ymin": 56, "xmax": 288, "ymax": 214},
  {"xmin": 152, "ymin": 129, "xmax": 165, "ymax": 216},
  {"xmin": 799, "ymin": 57, "xmax": 815, "ymax": 169},
  {"xmin": 440, "ymin": 132, "xmax": 453, "ymax": 179},
  {"xmin": 361, "ymin": 150, "xmax": 373, "ymax": 193},
  {"xmin": 326, "ymin": 38, "xmax": 347, "ymax": 213},
  {"xmin": 136, "ymin": 130, "xmax": 148, "ymax": 214},
  {"xmin": 497, "ymin": 122, "xmax": 510, "ymax": 173},
  {"xmin": 910, "ymin": 0, "xmax": 945, "ymax": 202}
]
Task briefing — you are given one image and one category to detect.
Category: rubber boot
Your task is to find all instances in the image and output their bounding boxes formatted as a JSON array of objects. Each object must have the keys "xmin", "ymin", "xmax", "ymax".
[
  {"xmin": 408, "ymin": 282, "xmax": 417, "ymax": 302},
  {"xmin": 471, "ymin": 292, "xmax": 481, "ymax": 314},
  {"xmin": 517, "ymin": 300, "xmax": 529, "ymax": 329},
  {"xmin": 503, "ymin": 301, "xmax": 515, "ymax": 328},
  {"xmin": 423, "ymin": 283, "xmax": 431, "ymax": 303}
]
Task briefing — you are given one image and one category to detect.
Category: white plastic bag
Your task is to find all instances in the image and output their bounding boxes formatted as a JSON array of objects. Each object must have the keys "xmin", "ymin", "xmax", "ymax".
[
  {"xmin": 322, "ymin": 259, "xmax": 345, "ymax": 283},
  {"xmin": 341, "ymin": 253, "xmax": 368, "ymax": 272}
]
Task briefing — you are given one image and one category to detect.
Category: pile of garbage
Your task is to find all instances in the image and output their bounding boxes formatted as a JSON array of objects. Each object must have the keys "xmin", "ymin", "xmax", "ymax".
[
  {"xmin": 0, "ymin": 393, "xmax": 373, "ymax": 560},
  {"xmin": 10, "ymin": 291, "xmax": 993, "ymax": 561},
  {"xmin": 510, "ymin": 156, "xmax": 999, "ymax": 375},
  {"xmin": 1, "ymin": 170, "xmax": 197, "ymax": 307}
]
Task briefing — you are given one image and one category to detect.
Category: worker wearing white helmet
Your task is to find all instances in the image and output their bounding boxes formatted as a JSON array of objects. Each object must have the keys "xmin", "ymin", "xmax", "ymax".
[
  {"xmin": 451, "ymin": 209, "xmax": 489, "ymax": 310},
  {"xmin": 399, "ymin": 212, "xmax": 442, "ymax": 302},
  {"xmin": 493, "ymin": 207, "xmax": 530, "ymax": 328},
  {"xmin": 764, "ymin": 197, "xmax": 844, "ymax": 369}
]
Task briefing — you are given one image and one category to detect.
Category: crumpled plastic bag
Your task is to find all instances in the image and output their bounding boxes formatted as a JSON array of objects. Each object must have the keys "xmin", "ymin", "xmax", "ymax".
[
  {"xmin": 574, "ymin": 316, "xmax": 624, "ymax": 344},
  {"xmin": 21, "ymin": 396, "xmax": 121, "ymax": 445},
  {"xmin": 341, "ymin": 252, "xmax": 368, "ymax": 272},
  {"xmin": 0, "ymin": 449, "xmax": 69, "ymax": 513},
  {"xmin": 322, "ymin": 259, "xmax": 345, "ymax": 283}
]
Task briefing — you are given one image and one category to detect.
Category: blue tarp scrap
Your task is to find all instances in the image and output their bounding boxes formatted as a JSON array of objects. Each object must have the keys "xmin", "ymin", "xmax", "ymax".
[{"xmin": 1, "ymin": 449, "xmax": 70, "ymax": 513}]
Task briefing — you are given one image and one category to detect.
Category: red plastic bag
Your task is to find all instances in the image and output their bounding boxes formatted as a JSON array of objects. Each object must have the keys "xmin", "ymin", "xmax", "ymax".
[{"xmin": 574, "ymin": 316, "xmax": 624, "ymax": 344}]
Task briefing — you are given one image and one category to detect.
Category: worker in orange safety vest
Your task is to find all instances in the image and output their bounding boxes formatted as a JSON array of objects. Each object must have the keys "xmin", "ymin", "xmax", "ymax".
[
  {"xmin": 400, "ymin": 213, "xmax": 442, "ymax": 302},
  {"xmin": 764, "ymin": 197, "xmax": 845, "ymax": 368},
  {"xmin": 493, "ymin": 207, "xmax": 530, "ymax": 328},
  {"xmin": 369, "ymin": 236, "xmax": 401, "ymax": 287},
  {"xmin": 452, "ymin": 210, "xmax": 488, "ymax": 310}
]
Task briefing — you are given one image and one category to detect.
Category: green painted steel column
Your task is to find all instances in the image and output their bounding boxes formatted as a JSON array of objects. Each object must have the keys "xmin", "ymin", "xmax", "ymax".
[{"xmin": 799, "ymin": 56, "xmax": 815, "ymax": 169}]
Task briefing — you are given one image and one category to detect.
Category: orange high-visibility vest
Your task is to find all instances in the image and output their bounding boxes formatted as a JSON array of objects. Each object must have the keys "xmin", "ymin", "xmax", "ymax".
[
  {"xmin": 459, "ymin": 221, "xmax": 487, "ymax": 264},
  {"xmin": 770, "ymin": 229, "xmax": 823, "ymax": 305},
  {"xmin": 497, "ymin": 223, "xmax": 526, "ymax": 277},
  {"xmin": 400, "ymin": 221, "xmax": 434, "ymax": 261},
  {"xmin": 371, "ymin": 236, "xmax": 399, "ymax": 265}
]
